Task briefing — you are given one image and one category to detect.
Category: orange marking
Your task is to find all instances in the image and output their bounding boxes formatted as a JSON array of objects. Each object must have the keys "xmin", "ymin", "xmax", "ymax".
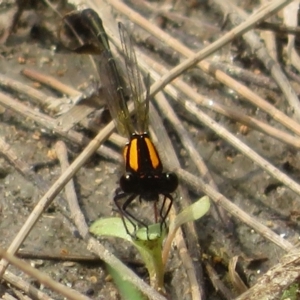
[
  {"xmin": 128, "ymin": 138, "xmax": 139, "ymax": 171},
  {"xmin": 123, "ymin": 144, "xmax": 129, "ymax": 163},
  {"xmin": 145, "ymin": 137, "xmax": 160, "ymax": 169}
]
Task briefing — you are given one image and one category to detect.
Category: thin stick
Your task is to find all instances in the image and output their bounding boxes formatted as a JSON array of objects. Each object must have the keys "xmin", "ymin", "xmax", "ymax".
[
  {"xmin": 0, "ymin": 119, "xmax": 114, "ymax": 277},
  {"xmin": 2, "ymin": 293, "xmax": 18, "ymax": 300},
  {"xmin": 86, "ymin": 239, "xmax": 166, "ymax": 300},
  {"xmin": 0, "ymin": 247, "xmax": 92, "ymax": 300},
  {"xmin": 235, "ymin": 246, "xmax": 300, "ymax": 299},
  {"xmin": 133, "ymin": 48, "xmax": 300, "ymax": 148},
  {"xmin": 132, "ymin": 51, "xmax": 300, "ymax": 199},
  {"xmin": 0, "ymin": 73, "xmax": 60, "ymax": 109},
  {"xmin": 3, "ymin": 270, "xmax": 54, "ymax": 300},
  {"xmin": 103, "ymin": 19, "xmax": 300, "ymax": 207},
  {"xmin": 11, "ymin": 289, "xmax": 32, "ymax": 300},
  {"xmin": 0, "ymin": 136, "xmax": 163, "ymax": 299},
  {"xmin": 175, "ymin": 168, "xmax": 294, "ymax": 252},
  {"xmin": 136, "ymin": 50, "xmax": 300, "ymax": 148},
  {"xmin": 0, "ymin": 91, "xmax": 121, "ymax": 162},
  {"xmin": 213, "ymin": 0, "xmax": 300, "ymax": 121},
  {"xmin": 0, "ymin": 135, "xmax": 70, "ymax": 214},
  {"xmin": 16, "ymin": 250, "xmax": 99, "ymax": 263},
  {"xmin": 204, "ymin": 261, "xmax": 235, "ymax": 300},
  {"xmin": 0, "ymin": 73, "xmax": 126, "ymax": 148},
  {"xmin": 106, "ymin": 0, "xmax": 293, "ymax": 94},
  {"xmin": 55, "ymin": 141, "xmax": 89, "ymax": 237},
  {"xmin": 207, "ymin": 61, "xmax": 278, "ymax": 90},
  {"xmin": 182, "ymin": 99, "xmax": 300, "ymax": 198},
  {"xmin": 22, "ymin": 68, "xmax": 82, "ymax": 100},
  {"xmin": 149, "ymin": 102, "xmax": 205, "ymax": 300},
  {"xmin": 102, "ymin": 0, "xmax": 300, "ymax": 138}
]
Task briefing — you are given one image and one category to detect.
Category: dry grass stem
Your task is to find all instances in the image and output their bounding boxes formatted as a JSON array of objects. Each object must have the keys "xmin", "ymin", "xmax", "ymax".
[
  {"xmin": 0, "ymin": 247, "xmax": 92, "ymax": 300},
  {"xmin": 0, "ymin": 91, "xmax": 121, "ymax": 162},
  {"xmin": 100, "ymin": 0, "xmax": 300, "ymax": 138},
  {"xmin": 1, "ymin": 0, "xmax": 300, "ymax": 299},
  {"xmin": 0, "ymin": 120, "xmax": 114, "ymax": 276}
]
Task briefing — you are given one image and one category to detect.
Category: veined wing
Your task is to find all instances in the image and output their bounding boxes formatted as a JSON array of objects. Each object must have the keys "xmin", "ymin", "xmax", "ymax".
[
  {"xmin": 80, "ymin": 9, "xmax": 134, "ymax": 138},
  {"xmin": 118, "ymin": 23, "xmax": 150, "ymax": 134},
  {"xmin": 99, "ymin": 50, "xmax": 134, "ymax": 138}
]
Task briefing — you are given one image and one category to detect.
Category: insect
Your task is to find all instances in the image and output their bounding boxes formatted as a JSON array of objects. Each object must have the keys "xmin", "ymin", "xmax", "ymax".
[{"xmin": 81, "ymin": 9, "xmax": 178, "ymax": 236}]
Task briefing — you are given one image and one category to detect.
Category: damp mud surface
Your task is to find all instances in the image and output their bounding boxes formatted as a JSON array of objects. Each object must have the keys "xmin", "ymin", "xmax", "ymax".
[{"xmin": 0, "ymin": 1, "xmax": 300, "ymax": 300}]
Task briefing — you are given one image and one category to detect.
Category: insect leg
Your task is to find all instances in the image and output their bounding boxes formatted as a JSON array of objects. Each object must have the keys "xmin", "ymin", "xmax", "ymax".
[
  {"xmin": 159, "ymin": 194, "xmax": 174, "ymax": 232},
  {"xmin": 114, "ymin": 192, "xmax": 137, "ymax": 235}
]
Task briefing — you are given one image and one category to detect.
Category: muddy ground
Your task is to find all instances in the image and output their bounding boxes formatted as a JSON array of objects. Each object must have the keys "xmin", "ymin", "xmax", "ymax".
[{"xmin": 1, "ymin": 1, "xmax": 300, "ymax": 300}]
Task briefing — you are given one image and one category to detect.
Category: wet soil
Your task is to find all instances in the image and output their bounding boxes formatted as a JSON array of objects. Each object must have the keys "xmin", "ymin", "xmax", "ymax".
[{"xmin": 1, "ymin": 1, "xmax": 300, "ymax": 300}]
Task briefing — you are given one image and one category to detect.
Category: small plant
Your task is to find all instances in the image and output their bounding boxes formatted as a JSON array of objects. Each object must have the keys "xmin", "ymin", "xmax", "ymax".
[
  {"xmin": 90, "ymin": 196, "xmax": 210, "ymax": 297},
  {"xmin": 281, "ymin": 283, "xmax": 300, "ymax": 300}
]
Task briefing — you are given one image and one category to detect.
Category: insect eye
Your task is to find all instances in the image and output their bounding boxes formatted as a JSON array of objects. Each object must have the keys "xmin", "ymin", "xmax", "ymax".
[
  {"xmin": 120, "ymin": 173, "xmax": 138, "ymax": 193},
  {"xmin": 165, "ymin": 173, "xmax": 178, "ymax": 192}
]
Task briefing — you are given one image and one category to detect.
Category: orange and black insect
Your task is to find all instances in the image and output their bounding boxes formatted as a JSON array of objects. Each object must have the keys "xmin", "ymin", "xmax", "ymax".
[{"xmin": 81, "ymin": 9, "xmax": 178, "ymax": 235}]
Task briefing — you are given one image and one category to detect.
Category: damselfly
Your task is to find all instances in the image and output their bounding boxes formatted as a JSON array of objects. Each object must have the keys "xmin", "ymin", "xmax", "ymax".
[{"xmin": 81, "ymin": 8, "xmax": 178, "ymax": 236}]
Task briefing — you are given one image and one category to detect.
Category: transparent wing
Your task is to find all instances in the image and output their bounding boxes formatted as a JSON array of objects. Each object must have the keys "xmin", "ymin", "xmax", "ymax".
[
  {"xmin": 99, "ymin": 50, "xmax": 134, "ymax": 138},
  {"xmin": 118, "ymin": 23, "xmax": 149, "ymax": 134}
]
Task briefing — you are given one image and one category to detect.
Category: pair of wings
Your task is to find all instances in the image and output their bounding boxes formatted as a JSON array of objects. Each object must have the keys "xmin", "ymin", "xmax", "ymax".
[{"xmin": 99, "ymin": 22, "xmax": 150, "ymax": 138}]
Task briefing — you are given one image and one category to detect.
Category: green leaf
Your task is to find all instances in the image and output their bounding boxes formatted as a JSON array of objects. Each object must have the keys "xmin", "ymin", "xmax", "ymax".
[
  {"xmin": 281, "ymin": 283, "xmax": 299, "ymax": 300},
  {"xmin": 132, "ymin": 224, "xmax": 166, "ymax": 290},
  {"xmin": 89, "ymin": 217, "xmax": 133, "ymax": 242},
  {"xmin": 107, "ymin": 264, "xmax": 146, "ymax": 300},
  {"xmin": 89, "ymin": 197, "xmax": 210, "ymax": 292},
  {"xmin": 89, "ymin": 218, "xmax": 166, "ymax": 290},
  {"xmin": 162, "ymin": 196, "xmax": 210, "ymax": 267},
  {"xmin": 171, "ymin": 196, "xmax": 210, "ymax": 231}
]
